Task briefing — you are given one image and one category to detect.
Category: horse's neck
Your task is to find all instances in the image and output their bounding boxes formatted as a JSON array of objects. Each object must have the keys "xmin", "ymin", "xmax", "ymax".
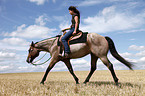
[{"xmin": 35, "ymin": 37, "xmax": 57, "ymax": 52}]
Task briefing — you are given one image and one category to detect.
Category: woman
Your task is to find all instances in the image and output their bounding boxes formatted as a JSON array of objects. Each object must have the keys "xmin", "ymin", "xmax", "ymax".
[{"xmin": 61, "ymin": 6, "xmax": 80, "ymax": 58}]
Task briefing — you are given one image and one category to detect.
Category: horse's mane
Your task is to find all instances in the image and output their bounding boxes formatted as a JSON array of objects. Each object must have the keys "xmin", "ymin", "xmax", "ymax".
[{"xmin": 35, "ymin": 36, "xmax": 58, "ymax": 44}]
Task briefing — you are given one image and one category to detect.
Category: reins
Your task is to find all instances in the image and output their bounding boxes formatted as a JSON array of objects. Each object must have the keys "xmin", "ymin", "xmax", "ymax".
[
  {"xmin": 31, "ymin": 56, "xmax": 51, "ymax": 66},
  {"xmin": 31, "ymin": 38, "xmax": 57, "ymax": 66}
]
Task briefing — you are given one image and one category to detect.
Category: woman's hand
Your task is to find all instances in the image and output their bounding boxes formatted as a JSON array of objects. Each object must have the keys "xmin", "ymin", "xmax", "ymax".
[
  {"xmin": 72, "ymin": 31, "xmax": 77, "ymax": 35},
  {"xmin": 61, "ymin": 29, "xmax": 66, "ymax": 32}
]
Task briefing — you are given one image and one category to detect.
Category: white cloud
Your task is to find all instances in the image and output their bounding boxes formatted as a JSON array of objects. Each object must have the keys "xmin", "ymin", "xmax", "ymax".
[
  {"xmin": 59, "ymin": 21, "xmax": 70, "ymax": 30},
  {"xmin": 120, "ymin": 52, "xmax": 133, "ymax": 58},
  {"xmin": 0, "ymin": 66, "xmax": 10, "ymax": 71},
  {"xmin": 122, "ymin": 29, "xmax": 145, "ymax": 33},
  {"xmin": 108, "ymin": 45, "xmax": 145, "ymax": 70},
  {"xmin": 28, "ymin": 0, "xmax": 48, "ymax": 5},
  {"xmin": 53, "ymin": 16, "xmax": 66, "ymax": 22},
  {"xmin": 102, "ymin": 6, "xmax": 115, "ymax": 16},
  {"xmin": 79, "ymin": 0, "xmax": 132, "ymax": 6},
  {"xmin": 28, "ymin": 0, "xmax": 57, "ymax": 5},
  {"xmin": 52, "ymin": 15, "xmax": 70, "ymax": 30},
  {"xmin": 35, "ymin": 15, "xmax": 50, "ymax": 26},
  {"xmin": 4, "ymin": 24, "xmax": 56, "ymax": 39},
  {"xmin": 79, "ymin": 0, "xmax": 101, "ymax": 6},
  {"xmin": 0, "ymin": 51, "xmax": 18, "ymax": 62},
  {"xmin": 130, "ymin": 39, "xmax": 136, "ymax": 41},
  {"xmin": 128, "ymin": 45, "xmax": 145, "ymax": 51},
  {"xmin": 0, "ymin": 37, "xmax": 29, "ymax": 46},
  {"xmin": 4, "ymin": 15, "xmax": 56, "ymax": 39},
  {"xmin": 139, "ymin": 57, "xmax": 145, "ymax": 62},
  {"xmin": 136, "ymin": 51, "xmax": 145, "ymax": 57},
  {"xmin": 0, "ymin": 51, "xmax": 16, "ymax": 58},
  {"xmin": 81, "ymin": 6, "xmax": 145, "ymax": 33},
  {"xmin": 71, "ymin": 59, "xmax": 88, "ymax": 65}
]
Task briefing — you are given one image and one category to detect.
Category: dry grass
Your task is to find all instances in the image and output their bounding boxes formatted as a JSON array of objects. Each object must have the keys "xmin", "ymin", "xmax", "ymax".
[{"xmin": 0, "ymin": 70, "xmax": 145, "ymax": 96}]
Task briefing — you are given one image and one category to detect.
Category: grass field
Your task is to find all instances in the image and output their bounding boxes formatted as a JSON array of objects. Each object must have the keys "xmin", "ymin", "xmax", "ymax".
[{"xmin": 0, "ymin": 70, "xmax": 145, "ymax": 96}]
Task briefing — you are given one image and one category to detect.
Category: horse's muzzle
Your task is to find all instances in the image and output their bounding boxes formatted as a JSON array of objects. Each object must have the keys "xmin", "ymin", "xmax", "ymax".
[{"xmin": 26, "ymin": 57, "xmax": 31, "ymax": 63}]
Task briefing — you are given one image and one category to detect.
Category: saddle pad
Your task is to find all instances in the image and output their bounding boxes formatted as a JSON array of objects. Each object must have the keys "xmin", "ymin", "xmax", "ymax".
[{"xmin": 57, "ymin": 32, "xmax": 88, "ymax": 46}]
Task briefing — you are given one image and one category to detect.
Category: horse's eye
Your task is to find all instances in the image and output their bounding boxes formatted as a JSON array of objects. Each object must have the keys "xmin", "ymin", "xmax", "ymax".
[
  {"xmin": 30, "ymin": 49, "xmax": 33, "ymax": 52},
  {"xmin": 29, "ymin": 49, "xmax": 33, "ymax": 52}
]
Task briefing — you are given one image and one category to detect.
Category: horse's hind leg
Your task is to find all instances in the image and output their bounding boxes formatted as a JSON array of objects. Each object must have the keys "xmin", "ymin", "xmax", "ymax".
[
  {"xmin": 84, "ymin": 53, "xmax": 98, "ymax": 84},
  {"xmin": 100, "ymin": 56, "xmax": 119, "ymax": 85}
]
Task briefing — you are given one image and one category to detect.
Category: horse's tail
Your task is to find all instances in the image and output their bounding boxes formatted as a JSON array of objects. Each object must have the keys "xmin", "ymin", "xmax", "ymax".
[{"xmin": 105, "ymin": 36, "xmax": 133, "ymax": 70}]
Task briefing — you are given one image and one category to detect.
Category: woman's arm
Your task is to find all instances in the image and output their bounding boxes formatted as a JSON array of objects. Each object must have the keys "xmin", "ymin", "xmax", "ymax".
[
  {"xmin": 62, "ymin": 28, "xmax": 70, "ymax": 32},
  {"xmin": 73, "ymin": 16, "xmax": 79, "ymax": 35}
]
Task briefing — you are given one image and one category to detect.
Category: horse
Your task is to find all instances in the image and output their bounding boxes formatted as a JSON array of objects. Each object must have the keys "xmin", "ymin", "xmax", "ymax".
[{"xmin": 26, "ymin": 33, "xmax": 133, "ymax": 85}]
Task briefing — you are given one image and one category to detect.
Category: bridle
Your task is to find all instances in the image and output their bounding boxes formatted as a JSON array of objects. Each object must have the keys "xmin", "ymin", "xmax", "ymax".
[{"xmin": 30, "ymin": 37, "xmax": 57, "ymax": 66}]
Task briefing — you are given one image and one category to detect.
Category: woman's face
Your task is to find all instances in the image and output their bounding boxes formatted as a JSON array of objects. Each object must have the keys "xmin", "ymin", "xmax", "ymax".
[{"xmin": 69, "ymin": 10, "xmax": 74, "ymax": 15}]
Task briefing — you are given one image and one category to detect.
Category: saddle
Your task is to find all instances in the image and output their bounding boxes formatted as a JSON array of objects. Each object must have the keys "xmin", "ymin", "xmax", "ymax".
[
  {"xmin": 69, "ymin": 31, "xmax": 82, "ymax": 41},
  {"xmin": 57, "ymin": 31, "xmax": 88, "ymax": 55}
]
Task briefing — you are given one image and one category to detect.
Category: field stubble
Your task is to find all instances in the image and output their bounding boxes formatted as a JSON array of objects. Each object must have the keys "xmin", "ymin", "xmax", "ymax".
[{"xmin": 0, "ymin": 70, "xmax": 145, "ymax": 96}]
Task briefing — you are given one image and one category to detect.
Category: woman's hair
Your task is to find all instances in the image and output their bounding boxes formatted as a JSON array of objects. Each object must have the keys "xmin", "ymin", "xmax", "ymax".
[{"xmin": 68, "ymin": 6, "xmax": 80, "ymax": 17}]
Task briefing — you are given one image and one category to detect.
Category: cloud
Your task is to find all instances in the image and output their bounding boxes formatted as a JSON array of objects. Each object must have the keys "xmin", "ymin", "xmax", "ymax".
[
  {"xmin": 79, "ymin": 0, "xmax": 132, "ymax": 6},
  {"xmin": 0, "ymin": 14, "xmax": 58, "ymax": 73},
  {"xmin": 0, "ymin": 66, "xmax": 10, "ymax": 71},
  {"xmin": 119, "ymin": 52, "xmax": 133, "ymax": 58},
  {"xmin": 0, "ymin": 37, "xmax": 29, "ymax": 46},
  {"xmin": 129, "ymin": 45, "xmax": 145, "ymax": 57},
  {"xmin": 4, "ymin": 24, "xmax": 56, "ymax": 39},
  {"xmin": 80, "ymin": 6, "xmax": 145, "ymax": 33},
  {"xmin": 108, "ymin": 45, "xmax": 145, "ymax": 70},
  {"xmin": 28, "ymin": 0, "xmax": 48, "ymax": 5},
  {"xmin": 0, "ymin": 51, "xmax": 16, "ymax": 60},
  {"xmin": 79, "ymin": 0, "xmax": 101, "ymax": 6},
  {"xmin": 128, "ymin": 45, "xmax": 145, "ymax": 51},
  {"xmin": 28, "ymin": 0, "xmax": 56, "ymax": 5},
  {"xmin": 139, "ymin": 57, "xmax": 145, "ymax": 62},
  {"xmin": 0, "ymin": 49, "xmax": 20, "ymax": 64},
  {"xmin": 71, "ymin": 59, "xmax": 90, "ymax": 70},
  {"xmin": 35, "ymin": 15, "xmax": 51, "ymax": 26},
  {"xmin": 136, "ymin": 51, "xmax": 145, "ymax": 57},
  {"xmin": 4, "ymin": 14, "xmax": 57, "ymax": 39},
  {"xmin": 130, "ymin": 39, "xmax": 136, "ymax": 41},
  {"xmin": 52, "ymin": 15, "xmax": 70, "ymax": 30},
  {"xmin": 122, "ymin": 29, "xmax": 145, "ymax": 33},
  {"xmin": 59, "ymin": 21, "xmax": 70, "ymax": 30}
]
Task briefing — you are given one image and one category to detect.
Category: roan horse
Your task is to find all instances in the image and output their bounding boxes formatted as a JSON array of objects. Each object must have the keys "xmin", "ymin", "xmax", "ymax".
[{"xmin": 26, "ymin": 33, "xmax": 133, "ymax": 85}]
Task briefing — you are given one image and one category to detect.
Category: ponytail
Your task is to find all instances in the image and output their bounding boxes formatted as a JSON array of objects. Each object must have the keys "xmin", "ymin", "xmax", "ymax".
[{"xmin": 68, "ymin": 6, "xmax": 80, "ymax": 17}]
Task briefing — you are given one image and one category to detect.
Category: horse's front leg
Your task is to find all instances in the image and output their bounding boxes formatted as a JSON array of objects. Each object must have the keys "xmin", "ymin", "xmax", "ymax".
[
  {"xmin": 63, "ymin": 59, "xmax": 79, "ymax": 84},
  {"xmin": 40, "ymin": 57, "xmax": 58, "ymax": 84}
]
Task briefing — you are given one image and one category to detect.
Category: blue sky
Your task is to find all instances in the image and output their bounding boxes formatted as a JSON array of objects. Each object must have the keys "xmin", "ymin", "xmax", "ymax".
[{"xmin": 0, "ymin": 0, "xmax": 145, "ymax": 73}]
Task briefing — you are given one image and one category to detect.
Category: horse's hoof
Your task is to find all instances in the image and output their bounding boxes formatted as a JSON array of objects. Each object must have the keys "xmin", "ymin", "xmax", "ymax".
[
  {"xmin": 83, "ymin": 80, "xmax": 89, "ymax": 84},
  {"xmin": 76, "ymin": 82, "xmax": 80, "ymax": 84},
  {"xmin": 115, "ymin": 79, "xmax": 119, "ymax": 86},
  {"xmin": 115, "ymin": 82, "xmax": 118, "ymax": 86},
  {"xmin": 40, "ymin": 82, "xmax": 44, "ymax": 85}
]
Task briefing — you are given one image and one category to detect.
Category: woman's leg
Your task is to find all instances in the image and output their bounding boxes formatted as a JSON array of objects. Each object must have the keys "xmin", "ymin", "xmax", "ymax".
[{"xmin": 61, "ymin": 28, "xmax": 74, "ymax": 53}]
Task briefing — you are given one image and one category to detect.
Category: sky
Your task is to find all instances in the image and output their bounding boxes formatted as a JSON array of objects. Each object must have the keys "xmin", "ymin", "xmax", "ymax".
[{"xmin": 0, "ymin": 0, "xmax": 145, "ymax": 73}]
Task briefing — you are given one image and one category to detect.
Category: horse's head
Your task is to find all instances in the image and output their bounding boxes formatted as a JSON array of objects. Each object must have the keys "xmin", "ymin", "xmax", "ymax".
[{"xmin": 26, "ymin": 41, "xmax": 40, "ymax": 63}]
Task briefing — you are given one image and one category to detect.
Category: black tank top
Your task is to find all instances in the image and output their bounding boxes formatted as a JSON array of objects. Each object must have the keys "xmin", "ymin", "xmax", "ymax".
[{"xmin": 71, "ymin": 13, "xmax": 80, "ymax": 30}]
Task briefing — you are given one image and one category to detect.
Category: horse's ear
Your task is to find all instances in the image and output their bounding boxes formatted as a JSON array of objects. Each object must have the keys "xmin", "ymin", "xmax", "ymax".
[{"xmin": 31, "ymin": 41, "xmax": 35, "ymax": 47}]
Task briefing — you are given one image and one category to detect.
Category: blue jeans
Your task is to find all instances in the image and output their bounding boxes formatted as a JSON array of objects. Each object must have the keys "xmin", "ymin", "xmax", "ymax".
[{"xmin": 61, "ymin": 27, "xmax": 75, "ymax": 53}]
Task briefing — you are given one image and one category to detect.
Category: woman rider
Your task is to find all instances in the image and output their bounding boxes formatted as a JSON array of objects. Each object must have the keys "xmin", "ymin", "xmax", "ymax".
[{"xmin": 61, "ymin": 6, "xmax": 80, "ymax": 58}]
